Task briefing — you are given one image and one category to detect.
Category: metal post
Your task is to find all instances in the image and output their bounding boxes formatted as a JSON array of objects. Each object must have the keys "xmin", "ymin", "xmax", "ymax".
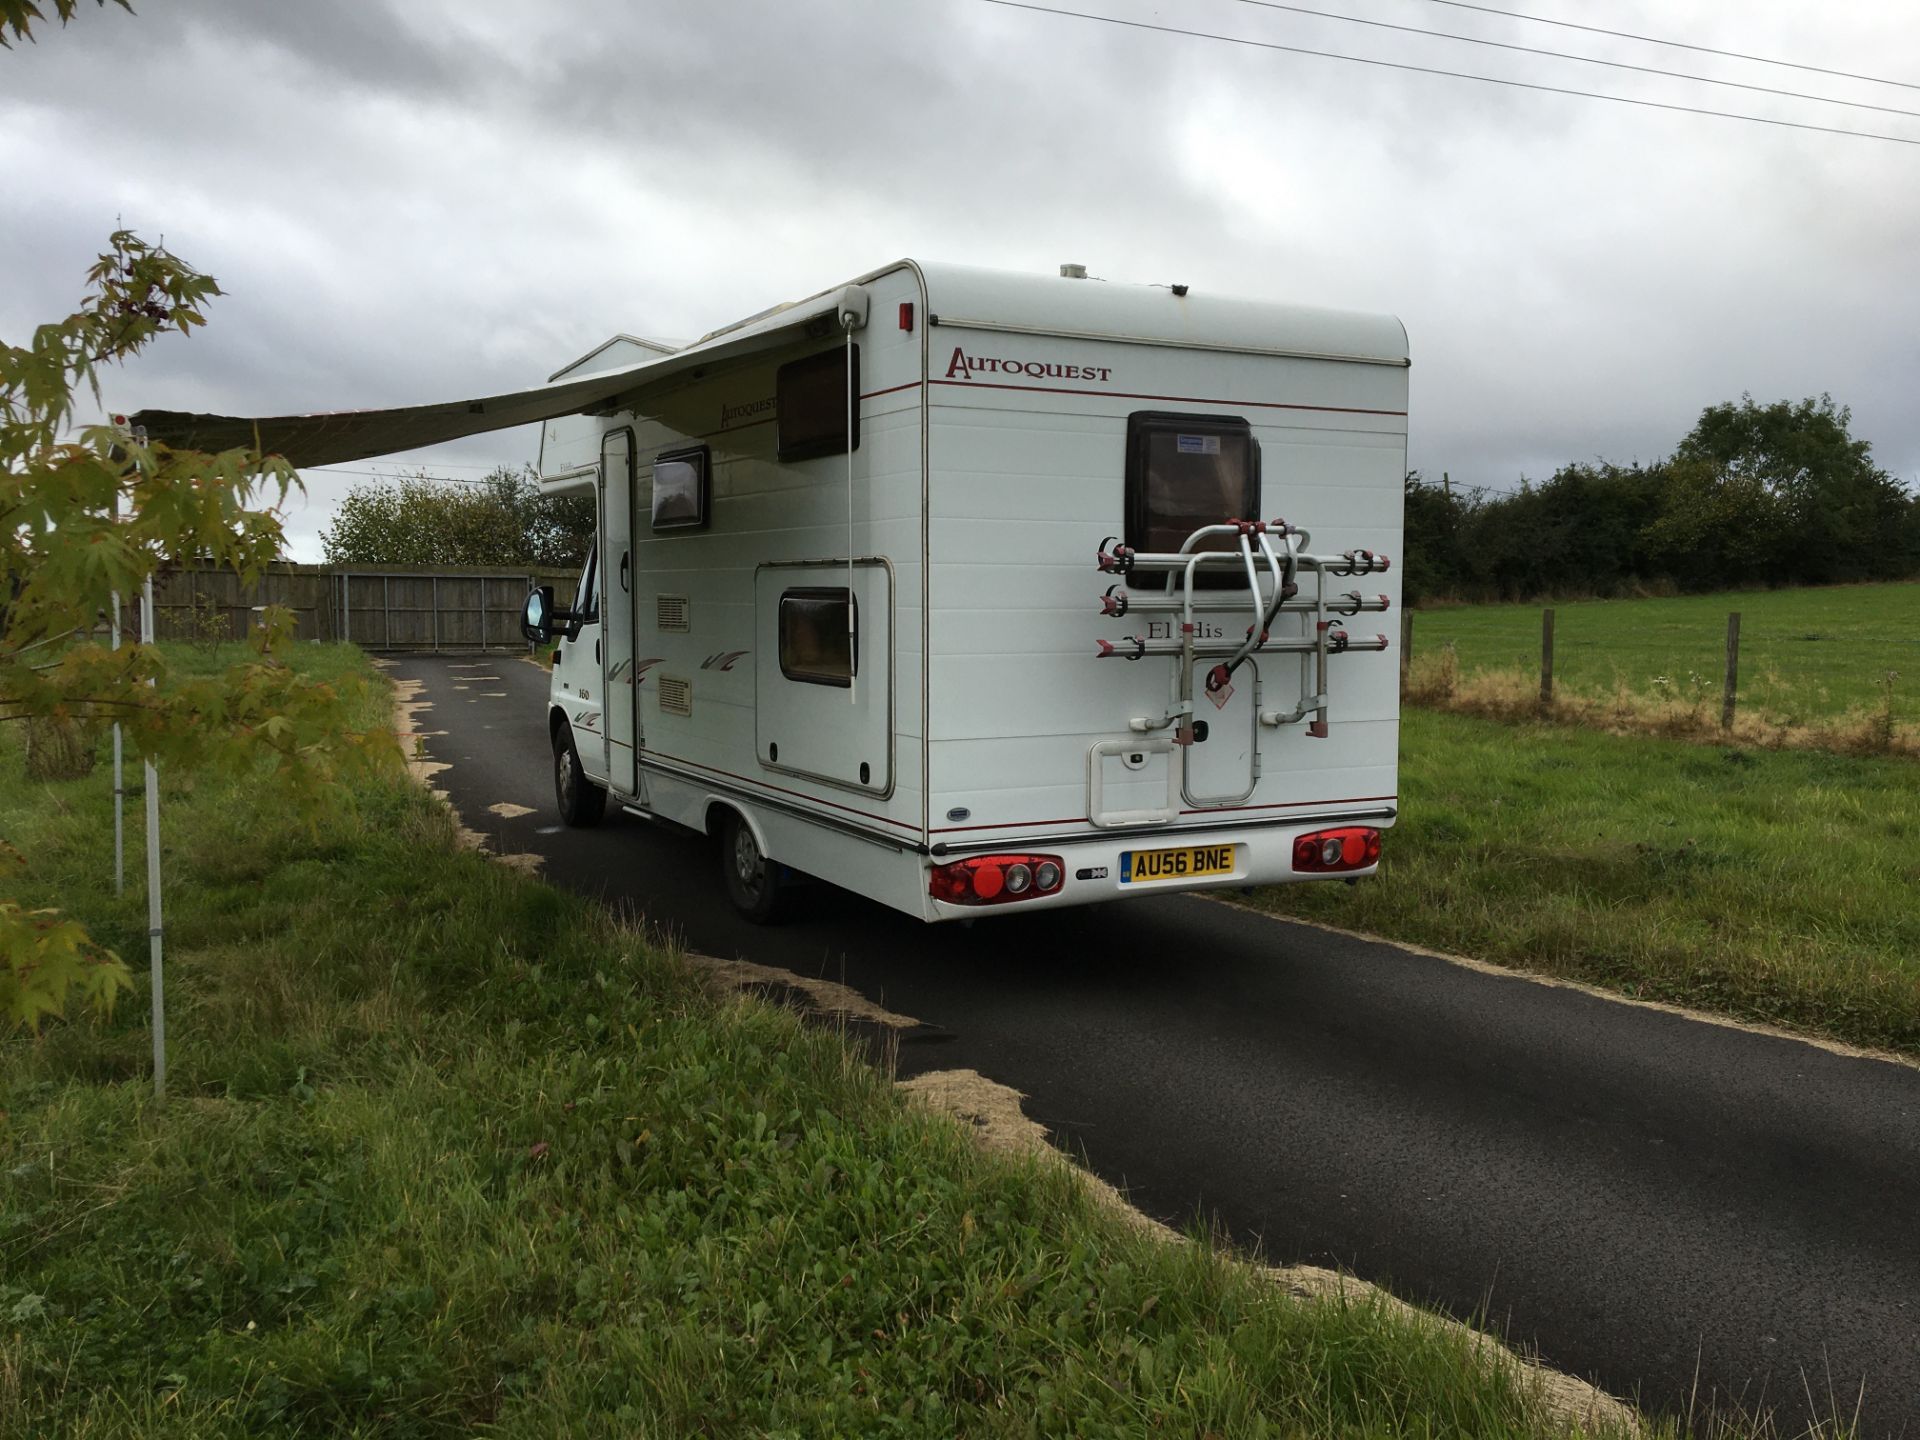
[
  {"xmin": 111, "ymin": 588, "xmax": 124, "ymax": 896},
  {"xmin": 1539, "ymin": 608, "xmax": 1556, "ymax": 709},
  {"xmin": 431, "ymin": 575, "xmax": 440, "ymax": 653},
  {"xmin": 479, "ymin": 576, "xmax": 488, "ymax": 650},
  {"xmin": 141, "ymin": 576, "xmax": 166, "ymax": 1101},
  {"xmin": 1722, "ymin": 611, "xmax": 1741, "ymax": 731}
]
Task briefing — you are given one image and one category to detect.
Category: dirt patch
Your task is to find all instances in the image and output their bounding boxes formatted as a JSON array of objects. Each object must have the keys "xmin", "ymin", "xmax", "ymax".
[
  {"xmin": 687, "ymin": 951, "xmax": 919, "ymax": 1029},
  {"xmin": 488, "ymin": 803, "xmax": 536, "ymax": 819}
]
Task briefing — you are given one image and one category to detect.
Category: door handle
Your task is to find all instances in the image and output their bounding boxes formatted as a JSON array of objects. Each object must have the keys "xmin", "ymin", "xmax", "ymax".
[
  {"xmin": 619, "ymin": 552, "xmax": 631, "ymax": 593},
  {"xmin": 595, "ymin": 638, "xmax": 601, "ymax": 665}
]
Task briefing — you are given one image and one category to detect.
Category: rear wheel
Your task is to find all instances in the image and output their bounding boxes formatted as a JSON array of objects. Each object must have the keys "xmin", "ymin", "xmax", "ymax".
[
  {"xmin": 719, "ymin": 811, "xmax": 790, "ymax": 923},
  {"xmin": 552, "ymin": 721, "xmax": 607, "ymax": 827}
]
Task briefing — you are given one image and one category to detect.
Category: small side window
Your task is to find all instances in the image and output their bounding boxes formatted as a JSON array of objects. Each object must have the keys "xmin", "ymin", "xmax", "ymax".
[
  {"xmin": 1125, "ymin": 412, "xmax": 1260, "ymax": 584},
  {"xmin": 651, "ymin": 445, "xmax": 710, "ymax": 531},
  {"xmin": 574, "ymin": 542, "xmax": 599, "ymax": 625},
  {"xmin": 779, "ymin": 587, "xmax": 857, "ymax": 687},
  {"xmin": 776, "ymin": 347, "xmax": 860, "ymax": 462}
]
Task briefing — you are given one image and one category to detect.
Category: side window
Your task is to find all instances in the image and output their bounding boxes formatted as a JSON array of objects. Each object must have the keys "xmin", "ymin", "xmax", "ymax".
[
  {"xmin": 573, "ymin": 542, "xmax": 599, "ymax": 625},
  {"xmin": 778, "ymin": 587, "xmax": 857, "ymax": 687},
  {"xmin": 1125, "ymin": 412, "xmax": 1260, "ymax": 585},
  {"xmin": 651, "ymin": 445, "xmax": 710, "ymax": 531},
  {"xmin": 776, "ymin": 347, "xmax": 860, "ymax": 462}
]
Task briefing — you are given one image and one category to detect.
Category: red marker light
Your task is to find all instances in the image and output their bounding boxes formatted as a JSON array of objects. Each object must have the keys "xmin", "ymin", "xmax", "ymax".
[
  {"xmin": 928, "ymin": 854, "xmax": 1065, "ymax": 906},
  {"xmin": 898, "ymin": 301, "xmax": 914, "ymax": 333},
  {"xmin": 1292, "ymin": 827, "xmax": 1382, "ymax": 873}
]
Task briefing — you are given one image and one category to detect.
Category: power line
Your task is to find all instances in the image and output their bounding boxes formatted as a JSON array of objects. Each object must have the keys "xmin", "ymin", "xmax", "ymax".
[
  {"xmin": 1415, "ymin": 0, "xmax": 1920, "ymax": 95},
  {"xmin": 975, "ymin": 0, "xmax": 1920, "ymax": 147},
  {"xmin": 1225, "ymin": 0, "xmax": 1920, "ymax": 122}
]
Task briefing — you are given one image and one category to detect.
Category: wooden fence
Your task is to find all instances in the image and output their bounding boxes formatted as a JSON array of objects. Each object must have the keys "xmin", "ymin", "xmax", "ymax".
[{"xmin": 116, "ymin": 562, "xmax": 580, "ymax": 651}]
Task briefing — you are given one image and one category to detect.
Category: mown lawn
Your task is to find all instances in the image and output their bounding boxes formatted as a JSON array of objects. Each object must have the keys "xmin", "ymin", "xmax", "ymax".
[
  {"xmin": 0, "ymin": 645, "xmax": 1641, "ymax": 1438},
  {"xmin": 1411, "ymin": 582, "xmax": 1920, "ymax": 723},
  {"xmin": 1257, "ymin": 707, "xmax": 1920, "ymax": 1053}
]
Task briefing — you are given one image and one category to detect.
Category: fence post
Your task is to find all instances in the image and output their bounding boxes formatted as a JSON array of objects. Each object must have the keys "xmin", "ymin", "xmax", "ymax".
[
  {"xmin": 1399, "ymin": 607, "xmax": 1412, "ymax": 686},
  {"xmin": 1722, "ymin": 611, "xmax": 1741, "ymax": 731},
  {"xmin": 1539, "ymin": 608, "xmax": 1556, "ymax": 710}
]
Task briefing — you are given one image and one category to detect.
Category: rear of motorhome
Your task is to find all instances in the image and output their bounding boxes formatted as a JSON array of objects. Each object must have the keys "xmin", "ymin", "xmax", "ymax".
[{"xmin": 521, "ymin": 261, "xmax": 1406, "ymax": 922}]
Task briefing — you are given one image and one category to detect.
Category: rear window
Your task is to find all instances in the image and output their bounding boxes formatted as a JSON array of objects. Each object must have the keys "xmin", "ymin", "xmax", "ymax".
[
  {"xmin": 1125, "ymin": 412, "xmax": 1260, "ymax": 581},
  {"xmin": 778, "ymin": 587, "xmax": 857, "ymax": 687}
]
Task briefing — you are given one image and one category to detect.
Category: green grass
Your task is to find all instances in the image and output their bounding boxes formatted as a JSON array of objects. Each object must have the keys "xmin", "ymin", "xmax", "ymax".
[
  {"xmin": 1257, "ymin": 708, "xmax": 1920, "ymax": 1053},
  {"xmin": 1412, "ymin": 582, "xmax": 1920, "ymax": 723},
  {"xmin": 0, "ymin": 645, "xmax": 1647, "ymax": 1438}
]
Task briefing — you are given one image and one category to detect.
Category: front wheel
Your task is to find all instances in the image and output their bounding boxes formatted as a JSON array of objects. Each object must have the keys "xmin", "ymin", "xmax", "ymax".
[
  {"xmin": 552, "ymin": 722, "xmax": 607, "ymax": 827},
  {"xmin": 718, "ymin": 811, "xmax": 791, "ymax": 923}
]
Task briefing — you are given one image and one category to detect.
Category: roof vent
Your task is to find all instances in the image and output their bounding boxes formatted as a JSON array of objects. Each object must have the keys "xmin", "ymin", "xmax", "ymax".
[{"xmin": 1059, "ymin": 263, "xmax": 1088, "ymax": 279}]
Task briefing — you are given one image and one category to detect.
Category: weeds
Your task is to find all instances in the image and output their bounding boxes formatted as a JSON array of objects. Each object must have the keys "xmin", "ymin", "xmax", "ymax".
[{"xmin": 1402, "ymin": 653, "xmax": 1918, "ymax": 760}]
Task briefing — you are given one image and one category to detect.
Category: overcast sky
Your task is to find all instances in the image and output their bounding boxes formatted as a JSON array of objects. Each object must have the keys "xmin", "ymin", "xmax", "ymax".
[{"xmin": 6, "ymin": 0, "xmax": 1917, "ymax": 560}]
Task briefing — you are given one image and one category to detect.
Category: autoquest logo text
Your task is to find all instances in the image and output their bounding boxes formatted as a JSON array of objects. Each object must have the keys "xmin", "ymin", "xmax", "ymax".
[{"xmin": 944, "ymin": 345, "xmax": 1112, "ymax": 384}]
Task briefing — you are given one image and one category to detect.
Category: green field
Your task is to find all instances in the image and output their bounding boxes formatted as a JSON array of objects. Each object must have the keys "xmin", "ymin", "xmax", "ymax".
[
  {"xmin": 1411, "ymin": 582, "xmax": 1920, "ymax": 723},
  {"xmin": 0, "ymin": 647, "xmax": 1643, "ymax": 1439},
  {"xmin": 1258, "ymin": 707, "xmax": 1920, "ymax": 1053}
]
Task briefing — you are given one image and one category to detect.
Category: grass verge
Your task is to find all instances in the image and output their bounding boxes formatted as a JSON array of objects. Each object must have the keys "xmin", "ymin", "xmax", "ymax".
[
  {"xmin": 1256, "ymin": 708, "xmax": 1920, "ymax": 1055},
  {"xmin": 2, "ymin": 645, "xmax": 1644, "ymax": 1437}
]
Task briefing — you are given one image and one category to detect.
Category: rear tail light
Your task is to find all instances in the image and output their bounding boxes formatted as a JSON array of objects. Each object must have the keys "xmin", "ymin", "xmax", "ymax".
[
  {"xmin": 1292, "ymin": 826, "xmax": 1382, "ymax": 873},
  {"xmin": 930, "ymin": 853, "xmax": 1066, "ymax": 906}
]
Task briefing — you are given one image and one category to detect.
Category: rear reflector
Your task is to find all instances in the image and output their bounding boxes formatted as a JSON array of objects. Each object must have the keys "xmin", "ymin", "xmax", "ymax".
[
  {"xmin": 1291, "ymin": 826, "xmax": 1382, "ymax": 873},
  {"xmin": 930, "ymin": 853, "xmax": 1065, "ymax": 906}
]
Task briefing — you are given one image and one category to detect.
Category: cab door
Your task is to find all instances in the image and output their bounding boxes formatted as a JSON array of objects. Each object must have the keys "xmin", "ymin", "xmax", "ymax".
[
  {"xmin": 553, "ymin": 546, "xmax": 605, "ymax": 779},
  {"xmin": 598, "ymin": 427, "xmax": 641, "ymax": 797}
]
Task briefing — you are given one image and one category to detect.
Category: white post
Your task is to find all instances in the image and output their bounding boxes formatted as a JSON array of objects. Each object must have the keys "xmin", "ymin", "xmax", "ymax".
[
  {"xmin": 111, "ymin": 589, "xmax": 124, "ymax": 896},
  {"xmin": 141, "ymin": 576, "xmax": 165, "ymax": 1101}
]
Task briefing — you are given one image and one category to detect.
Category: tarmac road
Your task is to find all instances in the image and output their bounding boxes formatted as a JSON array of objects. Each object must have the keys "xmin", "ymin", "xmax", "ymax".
[{"xmin": 391, "ymin": 652, "xmax": 1920, "ymax": 1436}]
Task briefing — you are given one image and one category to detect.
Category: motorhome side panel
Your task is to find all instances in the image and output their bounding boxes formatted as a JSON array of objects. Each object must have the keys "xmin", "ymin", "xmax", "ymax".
[{"xmin": 603, "ymin": 267, "xmax": 934, "ymax": 915}]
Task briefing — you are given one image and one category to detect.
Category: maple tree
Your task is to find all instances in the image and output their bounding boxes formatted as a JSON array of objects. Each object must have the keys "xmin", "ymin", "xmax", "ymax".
[{"xmin": 1, "ymin": 232, "xmax": 398, "ymax": 1028}]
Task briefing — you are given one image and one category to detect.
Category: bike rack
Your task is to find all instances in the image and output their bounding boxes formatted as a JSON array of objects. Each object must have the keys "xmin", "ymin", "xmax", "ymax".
[{"xmin": 1092, "ymin": 519, "xmax": 1391, "ymax": 751}]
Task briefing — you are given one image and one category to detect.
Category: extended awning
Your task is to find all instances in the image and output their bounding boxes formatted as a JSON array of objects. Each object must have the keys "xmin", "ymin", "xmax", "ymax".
[{"xmin": 132, "ymin": 284, "xmax": 870, "ymax": 468}]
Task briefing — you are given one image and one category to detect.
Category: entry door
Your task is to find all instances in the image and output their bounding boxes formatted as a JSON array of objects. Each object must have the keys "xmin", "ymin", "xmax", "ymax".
[{"xmin": 599, "ymin": 428, "xmax": 640, "ymax": 797}]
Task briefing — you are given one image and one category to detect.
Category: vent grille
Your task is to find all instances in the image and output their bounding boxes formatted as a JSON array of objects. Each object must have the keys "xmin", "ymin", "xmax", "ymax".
[
  {"xmin": 656, "ymin": 594, "xmax": 690, "ymax": 632},
  {"xmin": 657, "ymin": 675, "xmax": 692, "ymax": 716}
]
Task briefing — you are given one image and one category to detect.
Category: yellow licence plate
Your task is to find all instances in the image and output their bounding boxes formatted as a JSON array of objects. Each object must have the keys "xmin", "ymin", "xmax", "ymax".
[{"xmin": 1119, "ymin": 844, "xmax": 1237, "ymax": 885}]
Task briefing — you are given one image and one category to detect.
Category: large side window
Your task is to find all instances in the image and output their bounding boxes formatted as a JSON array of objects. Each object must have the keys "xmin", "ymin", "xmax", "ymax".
[
  {"xmin": 573, "ymin": 541, "xmax": 599, "ymax": 624},
  {"xmin": 776, "ymin": 347, "xmax": 860, "ymax": 462},
  {"xmin": 778, "ymin": 587, "xmax": 857, "ymax": 687},
  {"xmin": 1124, "ymin": 412, "xmax": 1260, "ymax": 583}
]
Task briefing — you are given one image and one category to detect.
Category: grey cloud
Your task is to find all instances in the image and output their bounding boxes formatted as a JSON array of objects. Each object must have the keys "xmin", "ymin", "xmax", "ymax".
[{"xmin": 5, "ymin": 0, "xmax": 1917, "ymax": 566}]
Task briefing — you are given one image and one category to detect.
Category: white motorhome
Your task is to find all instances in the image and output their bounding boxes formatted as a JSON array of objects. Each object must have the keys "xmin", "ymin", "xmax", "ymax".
[
  {"xmin": 136, "ymin": 259, "xmax": 1405, "ymax": 924},
  {"xmin": 519, "ymin": 262, "xmax": 1405, "ymax": 922}
]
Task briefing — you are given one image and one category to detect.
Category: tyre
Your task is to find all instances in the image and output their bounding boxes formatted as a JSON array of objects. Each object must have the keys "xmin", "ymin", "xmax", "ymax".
[
  {"xmin": 552, "ymin": 721, "xmax": 607, "ymax": 827},
  {"xmin": 718, "ymin": 811, "xmax": 790, "ymax": 923}
]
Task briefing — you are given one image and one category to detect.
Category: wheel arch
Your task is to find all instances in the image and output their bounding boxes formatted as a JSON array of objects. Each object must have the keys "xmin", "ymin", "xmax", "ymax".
[{"xmin": 704, "ymin": 799, "xmax": 771, "ymax": 856}]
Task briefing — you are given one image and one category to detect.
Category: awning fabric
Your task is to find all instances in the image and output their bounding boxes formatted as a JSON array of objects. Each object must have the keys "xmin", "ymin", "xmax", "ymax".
[{"xmin": 132, "ymin": 284, "xmax": 870, "ymax": 469}]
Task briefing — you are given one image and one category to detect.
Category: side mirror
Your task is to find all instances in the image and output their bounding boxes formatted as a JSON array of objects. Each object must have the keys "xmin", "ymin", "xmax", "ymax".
[{"xmin": 522, "ymin": 586, "xmax": 557, "ymax": 643}]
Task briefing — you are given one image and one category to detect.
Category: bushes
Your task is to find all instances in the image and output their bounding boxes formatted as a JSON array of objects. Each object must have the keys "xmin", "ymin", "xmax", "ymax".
[{"xmin": 1406, "ymin": 395, "xmax": 1920, "ymax": 604}]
